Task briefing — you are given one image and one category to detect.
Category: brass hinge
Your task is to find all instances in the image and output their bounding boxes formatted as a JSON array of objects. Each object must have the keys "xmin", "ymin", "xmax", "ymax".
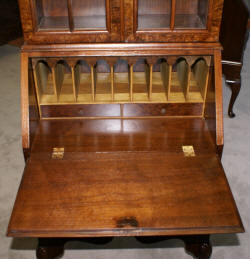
[
  {"xmin": 52, "ymin": 147, "xmax": 64, "ymax": 159},
  {"xmin": 182, "ymin": 145, "xmax": 195, "ymax": 157}
]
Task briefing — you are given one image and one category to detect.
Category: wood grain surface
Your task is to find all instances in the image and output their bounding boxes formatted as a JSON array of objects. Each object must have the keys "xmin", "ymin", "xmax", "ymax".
[
  {"xmin": 8, "ymin": 118, "xmax": 243, "ymax": 237},
  {"xmin": 30, "ymin": 118, "xmax": 216, "ymax": 154},
  {"xmin": 18, "ymin": 0, "xmax": 224, "ymax": 44},
  {"xmin": 40, "ymin": 103, "xmax": 203, "ymax": 118}
]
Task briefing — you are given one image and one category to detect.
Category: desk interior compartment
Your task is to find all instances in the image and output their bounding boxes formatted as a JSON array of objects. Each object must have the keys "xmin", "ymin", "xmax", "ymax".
[{"xmin": 32, "ymin": 56, "xmax": 211, "ymax": 118}]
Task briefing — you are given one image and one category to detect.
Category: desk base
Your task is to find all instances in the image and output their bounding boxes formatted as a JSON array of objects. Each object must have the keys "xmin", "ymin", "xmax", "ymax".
[{"xmin": 36, "ymin": 235, "xmax": 212, "ymax": 259}]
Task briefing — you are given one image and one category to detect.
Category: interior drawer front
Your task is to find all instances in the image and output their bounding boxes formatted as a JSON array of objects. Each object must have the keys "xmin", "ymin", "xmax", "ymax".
[
  {"xmin": 123, "ymin": 103, "xmax": 203, "ymax": 117},
  {"xmin": 41, "ymin": 104, "xmax": 121, "ymax": 118},
  {"xmin": 40, "ymin": 103, "xmax": 203, "ymax": 118}
]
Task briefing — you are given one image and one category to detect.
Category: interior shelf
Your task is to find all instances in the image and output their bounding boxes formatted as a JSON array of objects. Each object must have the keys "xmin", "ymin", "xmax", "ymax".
[
  {"xmin": 34, "ymin": 0, "xmax": 107, "ymax": 31},
  {"xmin": 74, "ymin": 16, "xmax": 106, "ymax": 30},
  {"xmin": 38, "ymin": 16, "xmax": 69, "ymax": 31},
  {"xmin": 138, "ymin": 14, "xmax": 170, "ymax": 29},
  {"xmin": 138, "ymin": 14, "xmax": 206, "ymax": 30},
  {"xmin": 175, "ymin": 14, "xmax": 206, "ymax": 29},
  {"xmin": 138, "ymin": 0, "xmax": 171, "ymax": 29},
  {"xmin": 137, "ymin": 0, "xmax": 208, "ymax": 30},
  {"xmin": 34, "ymin": 0, "xmax": 69, "ymax": 31},
  {"xmin": 32, "ymin": 56, "xmax": 210, "ymax": 106}
]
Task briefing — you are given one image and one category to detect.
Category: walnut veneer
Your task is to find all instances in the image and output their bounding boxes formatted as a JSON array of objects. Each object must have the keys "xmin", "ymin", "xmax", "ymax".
[{"xmin": 7, "ymin": 1, "xmax": 244, "ymax": 258}]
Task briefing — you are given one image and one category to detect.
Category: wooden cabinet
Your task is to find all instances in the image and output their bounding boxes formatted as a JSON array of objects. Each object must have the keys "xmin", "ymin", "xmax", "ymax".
[
  {"xmin": 19, "ymin": 0, "xmax": 121, "ymax": 43},
  {"xmin": 7, "ymin": 1, "xmax": 244, "ymax": 258},
  {"xmin": 19, "ymin": 0, "xmax": 223, "ymax": 43},
  {"xmin": 124, "ymin": 0, "xmax": 223, "ymax": 42}
]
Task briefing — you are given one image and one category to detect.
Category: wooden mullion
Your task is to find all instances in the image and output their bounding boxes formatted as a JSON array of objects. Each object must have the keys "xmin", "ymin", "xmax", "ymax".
[
  {"xmin": 67, "ymin": 0, "xmax": 74, "ymax": 32},
  {"xmin": 133, "ymin": 0, "xmax": 138, "ymax": 34},
  {"xmin": 106, "ymin": 0, "xmax": 111, "ymax": 32},
  {"xmin": 170, "ymin": 0, "xmax": 176, "ymax": 30}
]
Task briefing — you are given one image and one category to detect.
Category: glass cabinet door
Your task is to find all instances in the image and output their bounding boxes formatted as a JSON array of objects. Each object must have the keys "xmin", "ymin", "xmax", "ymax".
[
  {"xmin": 72, "ymin": 0, "xmax": 107, "ymax": 30},
  {"xmin": 124, "ymin": 0, "xmax": 218, "ymax": 43},
  {"xmin": 33, "ymin": 0, "xmax": 108, "ymax": 31},
  {"xmin": 175, "ymin": 0, "xmax": 209, "ymax": 29},
  {"xmin": 138, "ymin": 0, "xmax": 171, "ymax": 29},
  {"xmin": 34, "ymin": 0, "xmax": 69, "ymax": 30},
  {"xmin": 137, "ymin": 0, "xmax": 209, "ymax": 31}
]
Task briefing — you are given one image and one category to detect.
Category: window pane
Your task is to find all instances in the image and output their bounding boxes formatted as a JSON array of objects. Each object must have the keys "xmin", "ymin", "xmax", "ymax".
[
  {"xmin": 72, "ymin": 0, "xmax": 107, "ymax": 30},
  {"xmin": 35, "ymin": 0, "xmax": 69, "ymax": 31},
  {"xmin": 138, "ymin": 0, "xmax": 171, "ymax": 29},
  {"xmin": 175, "ymin": 0, "xmax": 209, "ymax": 29}
]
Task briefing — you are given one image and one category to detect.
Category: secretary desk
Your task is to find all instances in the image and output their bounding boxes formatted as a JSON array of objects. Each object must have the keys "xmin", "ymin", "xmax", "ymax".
[{"xmin": 7, "ymin": 1, "xmax": 244, "ymax": 258}]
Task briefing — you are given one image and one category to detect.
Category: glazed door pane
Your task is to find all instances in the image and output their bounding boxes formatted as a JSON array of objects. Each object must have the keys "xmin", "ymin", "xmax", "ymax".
[
  {"xmin": 175, "ymin": 0, "xmax": 209, "ymax": 29},
  {"xmin": 26, "ymin": 0, "xmax": 120, "ymax": 43},
  {"xmin": 138, "ymin": 0, "xmax": 171, "ymax": 29},
  {"xmin": 72, "ymin": 0, "xmax": 107, "ymax": 30},
  {"xmin": 34, "ymin": 0, "xmax": 107, "ymax": 31},
  {"xmin": 34, "ymin": 0, "xmax": 69, "ymax": 31}
]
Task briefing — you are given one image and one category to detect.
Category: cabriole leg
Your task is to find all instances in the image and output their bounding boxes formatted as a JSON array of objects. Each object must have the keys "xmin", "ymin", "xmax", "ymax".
[{"xmin": 227, "ymin": 80, "xmax": 241, "ymax": 118}]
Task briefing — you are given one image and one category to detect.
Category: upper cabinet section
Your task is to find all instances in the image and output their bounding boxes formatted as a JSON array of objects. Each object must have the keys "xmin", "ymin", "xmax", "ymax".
[
  {"xmin": 124, "ymin": 0, "xmax": 224, "ymax": 42},
  {"xmin": 18, "ymin": 0, "xmax": 224, "ymax": 44},
  {"xmin": 20, "ymin": 0, "xmax": 121, "ymax": 43}
]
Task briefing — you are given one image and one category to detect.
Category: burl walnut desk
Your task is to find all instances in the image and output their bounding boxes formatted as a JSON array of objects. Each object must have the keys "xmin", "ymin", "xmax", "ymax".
[{"xmin": 7, "ymin": 1, "xmax": 244, "ymax": 258}]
